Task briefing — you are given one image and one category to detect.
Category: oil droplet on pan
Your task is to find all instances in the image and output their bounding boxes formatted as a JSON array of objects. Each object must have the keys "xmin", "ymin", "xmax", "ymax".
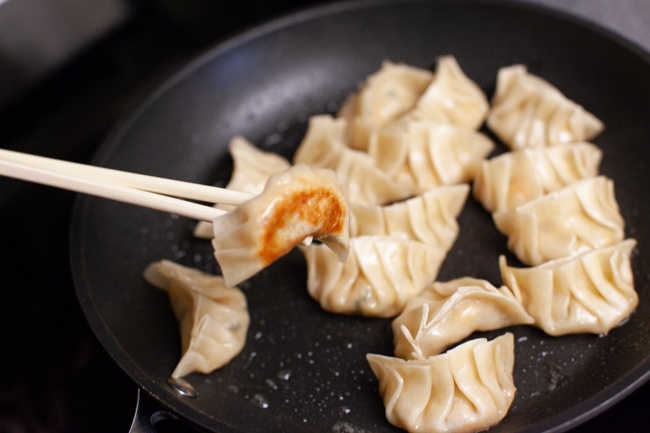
[{"xmin": 250, "ymin": 393, "xmax": 270, "ymax": 409}]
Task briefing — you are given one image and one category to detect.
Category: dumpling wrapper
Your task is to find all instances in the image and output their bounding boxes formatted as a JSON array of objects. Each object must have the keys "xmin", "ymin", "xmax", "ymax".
[
  {"xmin": 493, "ymin": 176, "xmax": 624, "ymax": 266},
  {"xmin": 143, "ymin": 260, "xmax": 250, "ymax": 379},
  {"xmin": 301, "ymin": 235, "xmax": 446, "ymax": 318},
  {"xmin": 487, "ymin": 64, "xmax": 604, "ymax": 149},
  {"xmin": 212, "ymin": 164, "xmax": 350, "ymax": 287},
  {"xmin": 500, "ymin": 239, "xmax": 638, "ymax": 336},
  {"xmin": 338, "ymin": 61, "xmax": 434, "ymax": 150},
  {"xmin": 473, "ymin": 142, "xmax": 602, "ymax": 213},
  {"xmin": 393, "ymin": 277, "xmax": 533, "ymax": 359},
  {"xmin": 350, "ymin": 184, "xmax": 469, "ymax": 253},
  {"xmin": 409, "ymin": 55, "xmax": 489, "ymax": 130},
  {"xmin": 367, "ymin": 333, "xmax": 516, "ymax": 433},
  {"xmin": 293, "ymin": 114, "xmax": 409, "ymax": 205},
  {"xmin": 368, "ymin": 120, "xmax": 494, "ymax": 195},
  {"xmin": 339, "ymin": 56, "xmax": 488, "ymax": 150},
  {"xmin": 194, "ymin": 136, "xmax": 291, "ymax": 239}
]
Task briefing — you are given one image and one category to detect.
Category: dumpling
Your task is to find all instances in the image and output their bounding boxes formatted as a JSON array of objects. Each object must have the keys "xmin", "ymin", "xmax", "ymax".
[
  {"xmin": 293, "ymin": 113, "xmax": 349, "ymax": 161},
  {"xmin": 339, "ymin": 61, "xmax": 434, "ymax": 127},
  {"xmin": 409, "ymin": 55, "xmax": 489, "ymax": 130},
  {"xmin": 339, "ymin": 56, "xmax": 488, "ymax": 150},
  {"xmin": 212, "ymin": 164, "xmax": 350, "ymax": 287},
  {"xmin": 301, "ymin": 235, "xmax": 446, "ymax": 318},
  {"xmin": 142, "ymin": 260, "xmax": 250, "ymax": 379},
  {"xmin": 499, "ymin": 239, "xmax": 638, "ymax": 336},
  {"xmin": 487, "ymin": 65, "xmax": 604, "ymax": 149},
  {"xmin": 368, "ymin": 120, "xmax": 494, "ymax": 195},
  {"xmin": 473, "ymin": 142, "xmax": 603, "ymax": 213},
  {"xmin": 341, "ymin": 59, "xmax": 602, "ymax": 152},
  {"xmin": 350, "ymin": 184, "xmax": 469, "ymax": 252},
  {"xmin": 194, "ymin": 136, "xmax": 291, "ymax": 239},
  {"xmin": 367, "ymin": 333, "xmax": 516, "ymax": 433},
  {"xmin": 214, "ymin": 136, "xmax": 291, "ymax": 202},
  {"xmin": 392, "ymin": 278, "xmax": 533, "ymax": 360},
  {"xmin": 492, "ymin": 176, "xmax": 625, "ymax": 266},
  {"xmin": 293, "ymin": 114, "xmax": 409, "ymax": 205},
  {"xmin": 338, "ymin": 61, "xmax": 434, "ymax": 150}
]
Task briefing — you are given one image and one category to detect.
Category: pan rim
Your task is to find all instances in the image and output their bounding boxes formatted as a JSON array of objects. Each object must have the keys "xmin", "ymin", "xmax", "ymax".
[{"xmin": 70, "ymin": 1, "xmax": 650, "ymax": 432}]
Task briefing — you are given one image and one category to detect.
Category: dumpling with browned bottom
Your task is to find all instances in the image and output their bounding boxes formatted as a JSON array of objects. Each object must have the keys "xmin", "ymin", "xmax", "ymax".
[{"xmin": 212, "ymin": 164, "xmax": 350, "ymax": 287}]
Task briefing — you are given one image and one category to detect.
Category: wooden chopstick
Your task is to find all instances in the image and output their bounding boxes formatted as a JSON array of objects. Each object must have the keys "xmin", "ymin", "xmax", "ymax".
[
  {"xmin": 0, "ymin": 149, "xmax": 314, "ymax": 245},
  {"xmin": 0, "ymin": 157, "xmax": 227, "ymax": 222},
  {"xmin": 0, "ymin": 148, "xmax": 255, "ymax": 205}
]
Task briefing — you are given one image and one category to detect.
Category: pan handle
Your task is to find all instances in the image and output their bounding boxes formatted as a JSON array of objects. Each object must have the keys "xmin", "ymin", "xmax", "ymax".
[{"xmin": 129, "ymin": 388, "xmax": 200, "ymax": 433}]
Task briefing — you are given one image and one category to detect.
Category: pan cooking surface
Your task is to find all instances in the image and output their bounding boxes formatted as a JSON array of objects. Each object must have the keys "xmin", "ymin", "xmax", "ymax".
[{"xmin": 70, "ymin": 1, "xmax": 650, "ymax": 432}]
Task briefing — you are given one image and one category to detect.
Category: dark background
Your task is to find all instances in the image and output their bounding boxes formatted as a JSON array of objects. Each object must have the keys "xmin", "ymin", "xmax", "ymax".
[{"xmin": 0, "ymin": 1, "xmax": 648, "ymax": 432}]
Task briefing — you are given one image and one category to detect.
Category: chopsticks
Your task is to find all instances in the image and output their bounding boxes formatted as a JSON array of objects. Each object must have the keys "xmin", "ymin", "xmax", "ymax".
[{"xmin": 0, "ymin": 148, "xmax": 255, "ymax": 222}]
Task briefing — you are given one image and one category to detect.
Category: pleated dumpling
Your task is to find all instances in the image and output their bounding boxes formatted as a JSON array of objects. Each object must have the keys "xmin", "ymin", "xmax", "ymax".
[
  {"xmin": 293, "ymin": 115, "xmax": 409, "ymax": 205},
  {"xmin": 499, "ymin": 239, "xmax": 638, "ymax": 336},
  {"xmin": 339, "ymin": 56, "xmax": 487, "ymax": 150},
  {"xmin": 143, "ymin": 260, "xmax": 250, "ymax": 379},
  {"xmin": 301, "ymin": 235, "xmax": 446, "ymax": 318},
  {"xmin": 392, "ymin": 278, "xmax": 533, "ymax": 360},
  {"xmin": 487, "ymin": 65, "xmax": 604, "ymax": 149},
  {"xmin": 350, "ymin": 184, "xmax": 469, "ymax": 252},
  {"xmin": 473, "ymin": 142, "xmax": 602, "ymax": 213},
  {"xmin": 212, "ymin": 164, "xmax": 350, "ymax": 287},
  {"xmin": 367, "ymin": 333, "xmax": 516, "ymax": 433},
  {"xmin": 338, "ymin": 61, "xmax": 434, "ymax": 150},
  {"xmin": 368, "ymin": 120, "xmax": 494, "ymax": 195},
  {"xmin": 409, "ymin": 55, "xmax": 489, "ymax": 130},
  {"xmin": 492, "ymin": 176, "xmax": 624, "ymax": 266},
  {"xmin": 194, "ymin": 136, "xmax": 291, "ymax": 239},
  {"xmin": 216, "ymin": 136, "xmax": 291, "ymax": 200}
]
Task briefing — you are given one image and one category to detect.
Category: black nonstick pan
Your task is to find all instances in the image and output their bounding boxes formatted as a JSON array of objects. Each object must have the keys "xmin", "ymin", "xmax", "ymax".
[{"xmin": 69, "ymin": 1, "xmax": 650, "ymax": 432}]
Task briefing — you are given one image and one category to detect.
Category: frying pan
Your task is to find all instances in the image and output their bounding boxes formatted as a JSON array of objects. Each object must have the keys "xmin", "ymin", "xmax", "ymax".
[{"xmin": 69, "ymin": 0, "xmax": 650, "ymax": 432}]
